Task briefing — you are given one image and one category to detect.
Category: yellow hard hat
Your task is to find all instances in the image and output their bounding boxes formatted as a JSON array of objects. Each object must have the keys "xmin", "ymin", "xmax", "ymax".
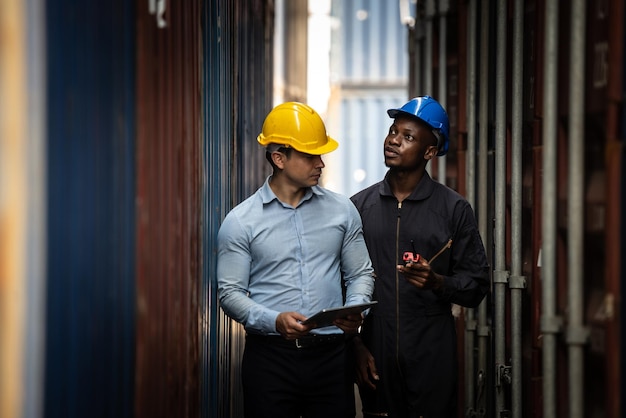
[{"xmin": 257, "ymin": 102, "xmax": 338, "ymax": 155}]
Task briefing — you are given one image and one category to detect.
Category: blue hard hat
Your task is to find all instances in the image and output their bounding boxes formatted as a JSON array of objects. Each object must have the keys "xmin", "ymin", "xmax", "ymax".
[{"xmin": 387, "ymin": 96, "xmax": 450, "ymax": 156}]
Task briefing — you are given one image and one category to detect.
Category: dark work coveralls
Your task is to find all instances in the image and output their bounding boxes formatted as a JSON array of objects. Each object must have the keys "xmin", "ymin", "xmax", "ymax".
[{"xmin": 350, "ymin": 172, "xmax": 489, "ymax": 418}]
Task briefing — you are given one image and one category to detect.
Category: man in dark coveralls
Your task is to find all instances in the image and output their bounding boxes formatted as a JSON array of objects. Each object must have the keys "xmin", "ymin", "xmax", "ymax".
[{"xmin": 350, "ymin": 96, "xmax": 490, "ymax": 418}]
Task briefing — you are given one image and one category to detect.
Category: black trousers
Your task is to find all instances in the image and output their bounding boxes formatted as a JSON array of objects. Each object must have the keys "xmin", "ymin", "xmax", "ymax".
[
  {"xmin": 242, "ymin": 335, "xmax": 355, "ymax": 418},
  {"xmin": 358, "ymin": 313, "xmax": 458, "ymax": 418}
]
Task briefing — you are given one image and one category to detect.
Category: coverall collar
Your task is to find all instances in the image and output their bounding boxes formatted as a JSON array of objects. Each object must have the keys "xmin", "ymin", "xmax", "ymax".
[{"xmin": 379, "ymin": 171, "xmax": 436, "ymax": 201}]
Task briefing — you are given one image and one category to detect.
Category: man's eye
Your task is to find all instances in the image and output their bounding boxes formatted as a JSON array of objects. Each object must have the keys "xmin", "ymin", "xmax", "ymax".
[{"xmin": 405, "ymin": 135, "xmax": 415, "ymax": 142}]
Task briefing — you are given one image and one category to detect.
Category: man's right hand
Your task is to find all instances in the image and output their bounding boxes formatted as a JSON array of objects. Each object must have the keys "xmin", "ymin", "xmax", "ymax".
[
  {"xmin": 276, "ymin": 312, "xmax": 315, "ymax": 340},
  {"xmin": 353, "ymin": 336, "xmax": 379, "ymax": 390}
]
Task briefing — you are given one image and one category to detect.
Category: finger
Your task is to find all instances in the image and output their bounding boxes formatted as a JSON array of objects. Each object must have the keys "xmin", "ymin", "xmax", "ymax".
[
  {"xmin": 356, "ymin": 367, "xmax": 377, "ymax": 390},
  {"xmin": 368, "ymin": 359, "xmax": 379, "ymax": 381}
]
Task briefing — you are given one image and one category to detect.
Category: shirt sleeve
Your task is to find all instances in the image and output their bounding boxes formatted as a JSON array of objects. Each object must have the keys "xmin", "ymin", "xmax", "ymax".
[
  {"xmin": 340, "ymin": 201, "xmax": 375, "ymax": 306},
  {"xmin": 216, "ymin": 213, "xmax": 280, "ymax": 334}
]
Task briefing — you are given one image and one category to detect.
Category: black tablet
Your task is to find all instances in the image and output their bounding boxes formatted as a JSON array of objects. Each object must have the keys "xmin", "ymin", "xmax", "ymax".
[{"xmin": 301, "ymin": 301, "xmax": 378, "ymax": 328}]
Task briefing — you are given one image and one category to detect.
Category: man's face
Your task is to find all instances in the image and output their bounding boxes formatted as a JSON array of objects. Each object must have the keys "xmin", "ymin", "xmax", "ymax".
[
  {"xmin": 274, "ymin": 148, "xmax": 325, "ymax": 188},
  {"xmin": 383, "ymin": 116, "xmax": 438, "ymax": 169}
]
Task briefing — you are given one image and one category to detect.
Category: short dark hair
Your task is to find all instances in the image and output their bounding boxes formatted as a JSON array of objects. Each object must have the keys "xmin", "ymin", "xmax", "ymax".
[{"xmin": 265, "ymin": 146, "xmax": 293, "ymax": 169}]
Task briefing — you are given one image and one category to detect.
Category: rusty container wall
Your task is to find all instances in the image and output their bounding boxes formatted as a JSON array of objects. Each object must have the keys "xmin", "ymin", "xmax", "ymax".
[
  {"xmin": 527, "ymin": 1, "xmax": 546, "ymax": 415},
  {"xmin": 135, "ymin": 2, "xmax": 202, "ymax": 417},
  {"xmin": 603, "ymin": 0, "xmax": 624, "ymax": 416},
  {"xmin": 44, "ymin": 1, "xmax": 137, "ymax": 418},
  {"xmin": 202, "ymin": 1, "xmax": 274, "ymax": 417},
  {"xmin": 409, "ymin": 0, "xmax": 624, "ymax": 416}
]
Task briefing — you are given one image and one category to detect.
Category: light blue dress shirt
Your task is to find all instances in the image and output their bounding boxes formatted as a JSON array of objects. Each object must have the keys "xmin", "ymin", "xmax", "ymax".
[{"xmin": 217, "ymin": 176, "xmax": 375, "ymax": 335}]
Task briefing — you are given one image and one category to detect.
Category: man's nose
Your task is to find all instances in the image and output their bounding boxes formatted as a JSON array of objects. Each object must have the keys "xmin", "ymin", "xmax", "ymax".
[{"xmin": 387, "ymin": 133, "xmax": 401, "ymax": 145}]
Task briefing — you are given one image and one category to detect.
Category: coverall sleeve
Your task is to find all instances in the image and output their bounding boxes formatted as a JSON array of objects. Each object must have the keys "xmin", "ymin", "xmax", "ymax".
[{"xmin": 433, "ymin": 201, "xmax": 490, "ymax": 308}]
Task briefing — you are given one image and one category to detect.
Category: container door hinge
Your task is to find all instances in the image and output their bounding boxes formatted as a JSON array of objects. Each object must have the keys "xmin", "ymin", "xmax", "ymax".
[{"xmin": 495, "ymin": 364, "xmax": 511, "ymax": 388}]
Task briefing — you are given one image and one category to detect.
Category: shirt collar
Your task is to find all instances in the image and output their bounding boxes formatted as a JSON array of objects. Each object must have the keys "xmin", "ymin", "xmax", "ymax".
[
  {"xmin": 379, "ymin": 171, "xmax": 435, "ymax": 201},
  {"xmin": 260, "ymin": 176, "xmax": 321, "ymax": 206}
]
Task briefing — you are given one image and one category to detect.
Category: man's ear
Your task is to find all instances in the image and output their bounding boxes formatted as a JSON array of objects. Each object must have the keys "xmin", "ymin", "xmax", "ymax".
[
  {"xmin": 271, "ymin": 150, "xmax": 287, "ymax": 169},
  {"xmin": 425, "ymin": 145, "xmax": 438, "ymax": 161}
]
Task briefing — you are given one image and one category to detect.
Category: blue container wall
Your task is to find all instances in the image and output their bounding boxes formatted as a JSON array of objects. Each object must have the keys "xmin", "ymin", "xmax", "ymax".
[
  {"xmin": 45, "ymin": 1, "xmax": 136, "ymax": 417},
  {"xmin": 42, "ymin": 1, "xmax": 273, "ymax": 417}
]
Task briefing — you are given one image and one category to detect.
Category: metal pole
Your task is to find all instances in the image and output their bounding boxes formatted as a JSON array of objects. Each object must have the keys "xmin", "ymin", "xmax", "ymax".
[
  {"xmin": 567, "ymin": 1, "xmax": 588, "ymax": 417},
  {"xmin": 424, "ymin": 0, "xmax": 434, "ymax": 95},
  {"xmin": 494, "ymin": 0, "xmax": 509, "ymax": 415},
  {"xmin": 541, "ymin": 1, "xmax": 560, "ymax": 417},
  {"xmin": 437, "ymin": 0, "xmax": 448, "ymax": 185},
  {"xmin": 412, "ymin": 16, "xmax": 424, "ymax": 96},
  {"xmin": 477, "ymin": 0, "xmax": 490, "ymax": 416},
  {"xmin": 510, "ymin": 0, "xmax": 526, "ymax": 416},
  {"xmin": 424, "ymin": 0, "xmax": 434, "ymax": 177},
  {"xmin": 464, "ymin": 0, "xmax": 478, "ymax": 415}
]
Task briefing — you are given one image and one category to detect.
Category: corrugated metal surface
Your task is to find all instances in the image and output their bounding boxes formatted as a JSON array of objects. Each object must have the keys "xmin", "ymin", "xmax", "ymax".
[
  {"xmin": 409, "ymin": 0, "xmax": 625, "ymax": 417},
  {"xmin": 135, "ymin": 1, "xmax": 202, "ymax": 417},
  {"xmin": 44, "ymin": 1, "xmax": 136, "ymax": 417},
  {"xmin": 332, "ymin": 0, "xmax": 408, "ymax": 83},
  {"xmin": 325, "ymin": 0, "xmax": 408, "ymax": 197},
  {"xmin": 202, "ymin": 1, "xmax": 273, "ymax": 417},
  {"xmin": 324, "ymin": 93, "xmax": 407, "ymax": 196}
]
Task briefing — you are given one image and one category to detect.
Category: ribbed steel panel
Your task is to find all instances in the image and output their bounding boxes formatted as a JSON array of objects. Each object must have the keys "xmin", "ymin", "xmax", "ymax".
[
  {"xmin": 324, "ymin": 93, "xmax": 407, "ymax": 196},
  {"xmin": 44, "ymin": 1, "xmax": 136, "ymax": 417},
  {"xmin": 326, "ymin": 0, "xmax": 408, "ymax": 197},
  {"xmin": 135, "ymin": 1, "xmax": 202, "ymax": 417},
  {"xmin": 412, "ymin": 1, "xmax": 625, "ymax": 417},
  {"xmin": 203, "ymin": 2, "xmax": 237, "ymax": 417},
  {"xmin": 332, "ymin": 0, "xmax": 408, "ymax": 83},
  {"xmin": 202, "ymin": 1, "xmax": 273, "ymax": 417}
]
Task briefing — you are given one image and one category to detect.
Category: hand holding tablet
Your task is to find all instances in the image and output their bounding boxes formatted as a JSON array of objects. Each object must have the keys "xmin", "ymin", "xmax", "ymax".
[{"xmin": 301, "ymin": 301, "xmax": 378, "ymax": 329}]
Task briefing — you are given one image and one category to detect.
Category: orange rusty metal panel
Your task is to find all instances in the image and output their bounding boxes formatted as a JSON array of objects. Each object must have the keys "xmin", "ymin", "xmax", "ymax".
[{"xmin": 135, "ymin": 1, "xmax": 202, "ymax": 417}]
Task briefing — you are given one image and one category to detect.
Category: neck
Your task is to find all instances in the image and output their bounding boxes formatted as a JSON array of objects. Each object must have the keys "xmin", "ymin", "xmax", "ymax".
[
  {"xmin": 388, "ymin": 168, "xmax": 425, "ymax": 202},
  {"xmin": 269, "ymin": 175, "xmax": 308, "ymax": 207}
]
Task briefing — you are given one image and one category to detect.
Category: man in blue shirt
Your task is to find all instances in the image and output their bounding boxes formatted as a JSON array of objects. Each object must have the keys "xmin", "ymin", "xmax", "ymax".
[{"xmin": 217, "ymin": 102, "xmax": 375, "ymax": 418}]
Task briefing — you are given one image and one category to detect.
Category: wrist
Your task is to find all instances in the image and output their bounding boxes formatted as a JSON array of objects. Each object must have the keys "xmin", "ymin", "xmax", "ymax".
[{"xmin": 433, "ymin": 273, "xmax": 444, "ymax": 290}]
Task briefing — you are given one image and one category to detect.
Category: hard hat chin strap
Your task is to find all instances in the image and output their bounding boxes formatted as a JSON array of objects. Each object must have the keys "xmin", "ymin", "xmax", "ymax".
[{"xmin": 432, "ymin": 130, "xmax": 443, "ymax": 151}]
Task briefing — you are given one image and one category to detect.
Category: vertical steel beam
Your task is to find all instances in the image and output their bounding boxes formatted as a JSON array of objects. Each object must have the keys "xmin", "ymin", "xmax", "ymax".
[
  {"xmin": 437, "ymin": 1, "xmax": 448, "ymax": 185},
  {"xmin": 477, "ymin": 0, "xmax": 490, "ymax": 416},
  {"xmin": 510, "ymin": 0, "xmax": 526, "ymax": 417},
  {"xmin": 494, "ymin": 0, "xmax": 509, "ymax": 415},
  {"xmin": 566, "ymin": 2, "xmax": 588, "ymax": 418},
  {"xmin": 464, "ymin": 0, "xmax": 478, "ymax": 415},
  {"xmin": 424, "ymin": 0, "xmax": 435, "ymax": 95},
  {"xmin": 541, "ymin": 1, "xmax": 560, "ymax": 417},
  {"xmin": 604, "ymin": 2, "xmax": 623, "ymax": 417},
  {"xmin": 424, "ymin": 0, "xmax": 435, "ymax": 177}
]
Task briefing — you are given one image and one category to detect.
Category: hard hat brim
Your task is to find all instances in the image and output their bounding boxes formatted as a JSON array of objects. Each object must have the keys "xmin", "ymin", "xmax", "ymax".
[
  {"xmin": 257, "ymin": 135, "xmax": 339, "ymax": 155},
  {"xmin": 304, "ymin": 135, "xmax": 338, "ymax": 155},
  {"xmin": 387, "ymin": 108, "xmax": 420, "ymax": 121}
]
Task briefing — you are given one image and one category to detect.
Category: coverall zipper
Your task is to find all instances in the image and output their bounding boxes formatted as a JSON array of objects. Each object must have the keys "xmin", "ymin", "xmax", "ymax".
[{"xmin": 395, "ymin": 201, "xmax": 402, "ymax": 361}]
